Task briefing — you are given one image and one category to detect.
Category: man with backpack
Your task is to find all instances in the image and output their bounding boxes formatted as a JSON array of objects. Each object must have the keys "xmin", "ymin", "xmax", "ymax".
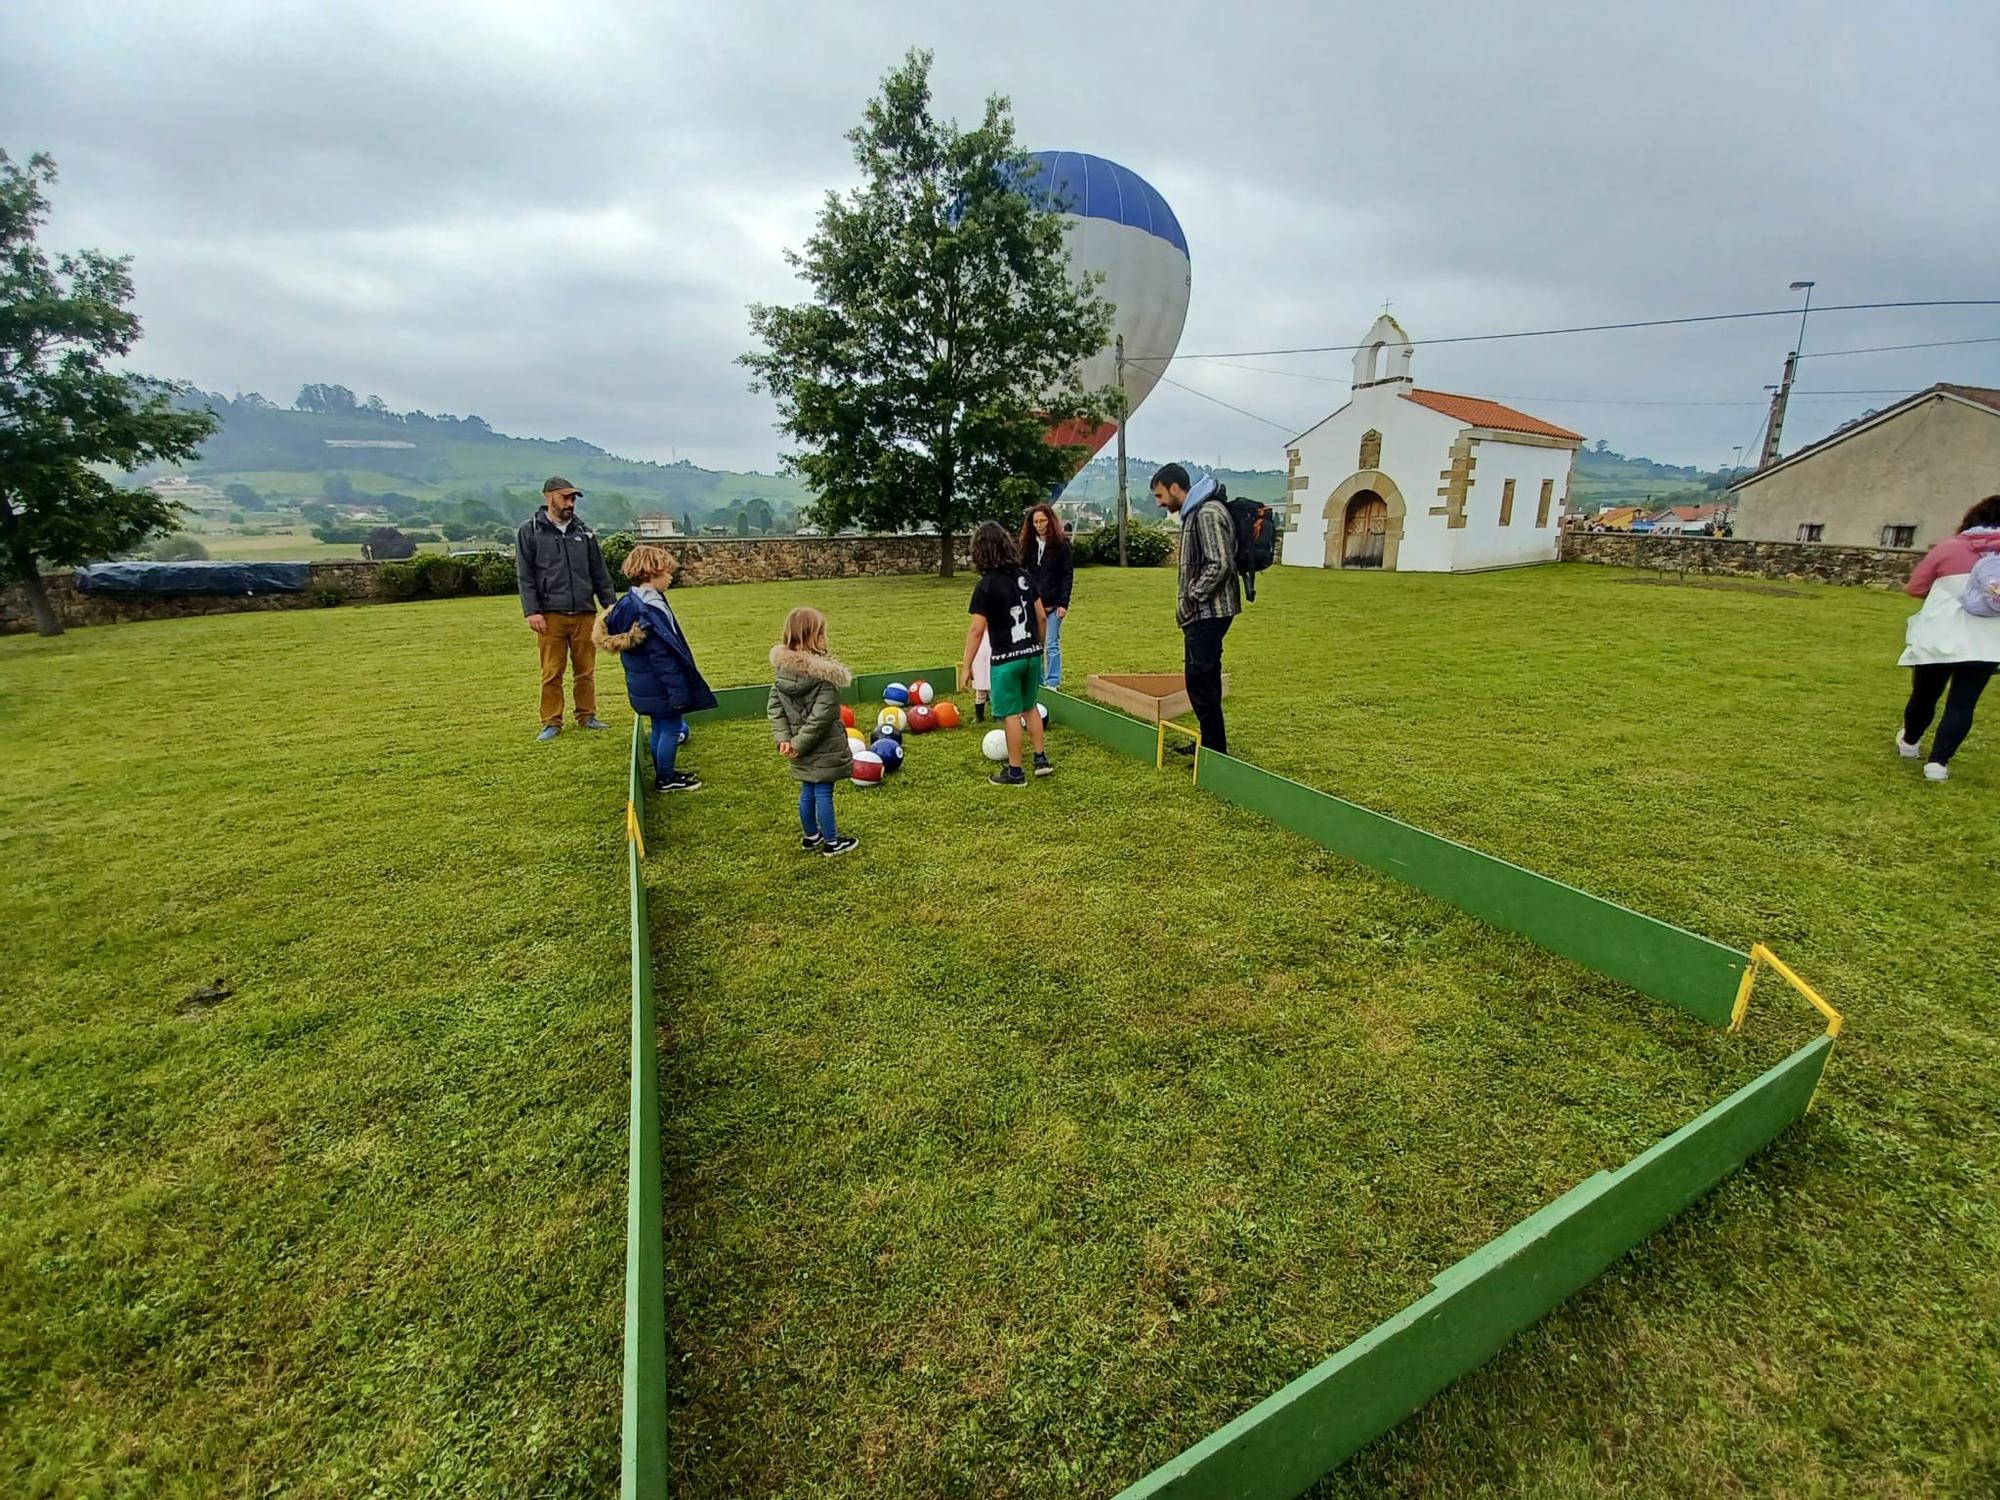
[{"xmin": 1151, "ymin": 464, "xmax": 1241, "ymax": 757}]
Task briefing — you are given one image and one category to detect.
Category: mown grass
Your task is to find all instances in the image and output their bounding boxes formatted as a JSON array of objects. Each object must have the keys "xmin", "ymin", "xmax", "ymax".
[
  {"xmin": 3, "ymin": 560, "xmax": 1994, "ymax": 1496},
  {"xmin": 646, "ymin": 715, "xmax": 1794, "ymax": 1497}
]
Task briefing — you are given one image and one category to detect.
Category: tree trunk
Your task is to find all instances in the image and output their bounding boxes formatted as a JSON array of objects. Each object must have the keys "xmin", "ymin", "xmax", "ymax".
[
  {"xmin": 18, "ymin": 570, "xmax": 63, "ymax": 637},
  {"xmin": 0, "ymin": 495, "xmax": 64, "ymax": 636},
  {"xmin": 939, "ymin": 526, "xmax": 954, "ymax": 578}
]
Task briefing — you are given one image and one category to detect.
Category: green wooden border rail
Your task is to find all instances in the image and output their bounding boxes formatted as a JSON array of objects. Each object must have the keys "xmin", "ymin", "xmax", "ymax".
[
  {"xmin": 1112, "ymin": 1035, "xmax": 1832, "ymax": 1499},
  {"xmin": 619, "ymin": 676, "xmax": 1841, "ymax": 1500},
  {"xmin": 621, "ymin": 720, "xmax": 668, "ymax": 1500}
]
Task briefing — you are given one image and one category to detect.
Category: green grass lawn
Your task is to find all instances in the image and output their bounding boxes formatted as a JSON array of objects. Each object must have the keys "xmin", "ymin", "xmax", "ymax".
[
  {"xmin": 646, "ymin": 715, "xmax": 1793, "ymax": 1497},
  {"xmin": 3, "ymin": 561, "xmax": 1995, "ymax": 1496}
]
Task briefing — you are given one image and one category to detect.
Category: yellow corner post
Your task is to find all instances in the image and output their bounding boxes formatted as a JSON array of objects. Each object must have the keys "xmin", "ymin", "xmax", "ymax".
[
  {"xmin": 1729, "ymin": 942, "xmax": 1844, "ymax": 1109},
  {"xmin": 1156, "ymin": 719, "xmax": 1204, "ymax": 783}
]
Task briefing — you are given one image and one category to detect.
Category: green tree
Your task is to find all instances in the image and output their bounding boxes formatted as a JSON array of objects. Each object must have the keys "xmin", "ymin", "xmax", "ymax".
[
  {"xmin": 0, "ymin": 152, "xmax": 219, "ymax": 635},
  {"xmin": 741, "ymin": 49, "xmax": 1111, "ymax": 576},
  {"xmin": 223, "ymin": 481, "xmax": 266, "ymax": 511},
  {"xmin": 148, "ymin": 535, "xmax": 209, "ymax": 562}
]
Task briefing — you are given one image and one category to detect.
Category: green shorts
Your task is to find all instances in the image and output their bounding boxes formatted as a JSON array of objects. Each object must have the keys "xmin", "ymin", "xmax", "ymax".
[{"xmin": 988, "ymin": 655, "xmax": 1042, "ymax": 720}]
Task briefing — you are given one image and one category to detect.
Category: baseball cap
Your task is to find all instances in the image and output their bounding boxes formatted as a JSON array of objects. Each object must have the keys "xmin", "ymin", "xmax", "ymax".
[{"xmin": 542, "ymin": 476, "xmax": 582, "ymax": 496}]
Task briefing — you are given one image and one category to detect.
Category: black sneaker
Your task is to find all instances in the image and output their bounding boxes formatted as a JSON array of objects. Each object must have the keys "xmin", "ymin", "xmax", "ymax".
[
  {"xmin": 800, "ymin": 834, "xmax": 823, "ymax": 850},
  {"xmin": 988, "ymin": 766, "xmax": 1028, "ymax": 787},
  {"xmin": 1032, "ymin": 752, "xmax": 1054, "ymax": 778},
  {"xmin": 1169, "ymin": 740, "xmax": 1196, "ymax": 758},
  {"xmin": 656, "ymin": 770, "xmax": 703, "ymax": 792},
  {"xmin": 821, "ymin": 834, "xmax": 860, "ymax": 857}
]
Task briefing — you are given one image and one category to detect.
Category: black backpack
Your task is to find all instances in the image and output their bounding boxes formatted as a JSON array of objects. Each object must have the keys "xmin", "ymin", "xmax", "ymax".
[{"xmin": 1216, "ymin": 484, "xmax": 1280, "ymax": 601}]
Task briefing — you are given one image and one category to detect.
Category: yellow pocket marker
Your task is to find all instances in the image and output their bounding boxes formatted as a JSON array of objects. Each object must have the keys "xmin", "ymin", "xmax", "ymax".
[
  {"xmin": 625, "ymin": 799, "xmax": 646, "ymax": 860},
  {"xmin": 1730, "ymin": 943, "xmax": 1843, "ymax": 1109}
]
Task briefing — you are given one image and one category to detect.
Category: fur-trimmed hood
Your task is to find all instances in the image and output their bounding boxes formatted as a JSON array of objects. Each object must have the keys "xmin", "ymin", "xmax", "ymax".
[{"xmin": 769, "ymin": 645, "xmax": 853, "ymax": 686}]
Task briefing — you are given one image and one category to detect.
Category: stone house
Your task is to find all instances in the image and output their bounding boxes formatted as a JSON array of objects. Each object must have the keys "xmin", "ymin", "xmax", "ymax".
[{"xmin": 1730, "ymin": 383, "xmax": 2000, "ymax": 550}]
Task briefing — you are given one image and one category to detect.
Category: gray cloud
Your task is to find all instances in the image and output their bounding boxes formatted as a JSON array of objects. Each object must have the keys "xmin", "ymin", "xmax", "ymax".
[{"xmin": 4, "ymin": 0, "xmax": 1996, "ymax": 474}]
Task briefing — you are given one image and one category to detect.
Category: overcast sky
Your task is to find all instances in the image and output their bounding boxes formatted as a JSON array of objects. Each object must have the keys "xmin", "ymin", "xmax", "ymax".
[{"xmin": 5, "ymin": 0, "xmax": 1997, "ymax": 475}]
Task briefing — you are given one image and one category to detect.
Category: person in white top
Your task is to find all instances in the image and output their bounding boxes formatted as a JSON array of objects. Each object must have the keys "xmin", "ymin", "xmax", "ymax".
[{"xmin": 1896, "ymin": 494, "xmax": 2000, "ymax": 781}]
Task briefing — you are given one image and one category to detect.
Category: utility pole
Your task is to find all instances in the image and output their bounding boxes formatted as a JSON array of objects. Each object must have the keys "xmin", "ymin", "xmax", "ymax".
[
  {"xmin": 1759, "ymin": 280, "xmax": 1815, "ymax": 469},
  {"xmin": 1114, "ymin": 334, "xmax": 1129, "ymax": 568},
  {"xmin": 1760, "ymin": 352, "xmax": 1797, "ymax": 469}
]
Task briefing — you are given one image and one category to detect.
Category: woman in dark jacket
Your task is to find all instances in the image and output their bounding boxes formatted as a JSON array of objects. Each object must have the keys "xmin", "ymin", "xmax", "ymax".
[
  {"xmin": 595, "ymin": 544, "xmax": 718, "ymax": 791},
  {"xmin": 1017, "ymin": 502, "xmax": 1074, "ymax": 687}
]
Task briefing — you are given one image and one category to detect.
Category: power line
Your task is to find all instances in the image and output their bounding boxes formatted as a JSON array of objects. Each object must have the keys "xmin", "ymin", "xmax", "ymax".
[
  {"xmin": 1149, "ymin": 371, "xmax": 1304, "ymax": 434},
  {"xmin": 1124, "ymin": 299, "xmax": 2000, "ymax": 363},
  {"xmin": 1798, "ymin": 333, "xmax": 2000, "ymax": 360}
]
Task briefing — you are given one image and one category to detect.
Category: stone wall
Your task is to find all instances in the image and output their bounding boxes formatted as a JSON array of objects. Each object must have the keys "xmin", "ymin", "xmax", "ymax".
[
  {"xmin": 0, "ymin": 561, "xmax": 386, "ymax": 634},
  {"xmin": 1558, "ymin": 530, "xmax": 1919, "ymax": 587},
  {"xmin": 0, "ymin": 537, "xmax": 976, "ymax": 635},
  {"xmin": 668, "ymin": 534, "xmax": 969, "ymax": 586}
]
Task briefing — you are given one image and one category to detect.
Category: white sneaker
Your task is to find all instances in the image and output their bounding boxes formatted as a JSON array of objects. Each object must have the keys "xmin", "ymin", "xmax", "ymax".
[
  {"xmin": 1924, "ymin": 762, "xmax": 1950, "ymax": 782},
  {"xmin": 1895, "ymin": 733, "xmax": 1922, "ymax": 759}
]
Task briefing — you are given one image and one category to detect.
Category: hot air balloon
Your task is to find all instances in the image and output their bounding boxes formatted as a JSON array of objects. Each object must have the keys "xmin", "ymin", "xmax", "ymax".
[{"xmin": 1018, "ymin": 150, "xmax": 1191, "ymax": 469}]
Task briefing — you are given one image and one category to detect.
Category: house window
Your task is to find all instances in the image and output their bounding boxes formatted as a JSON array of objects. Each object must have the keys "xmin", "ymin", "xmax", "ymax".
[
  {"xmin": 1881, "ymin": 524, "xmax": 1916, "ymax": 549},
  {"xmin": 1535, "ymin": 478, "xmax": 1554, "ymax": 528},
  {"xmin": 1797, "ymin": 523, "xmax": 1825, "ymax": 543},
  {"xmin": 1499, "ymin": 478, "xmax": 1515, "ymax": 526}
]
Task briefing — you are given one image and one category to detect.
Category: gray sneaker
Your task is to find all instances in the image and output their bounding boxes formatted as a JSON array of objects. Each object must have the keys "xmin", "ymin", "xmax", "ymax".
[
  {"xmin": 537, "ymin": 724, "xmax": 561, "ymax": 743},
  {"xmin": 580, "ymin": 716, "xmax": 611, "ymax": 731}
]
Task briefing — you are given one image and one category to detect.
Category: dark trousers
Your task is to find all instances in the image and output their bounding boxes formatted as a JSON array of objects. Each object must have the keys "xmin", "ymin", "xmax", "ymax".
[
  {"xmin": 1182, "ymin": 615, "xmax": 1232, "ymax": 756},
  {"xmin": 1904, "ymin": 662, "xmax": 1996, "ymax": 765}
]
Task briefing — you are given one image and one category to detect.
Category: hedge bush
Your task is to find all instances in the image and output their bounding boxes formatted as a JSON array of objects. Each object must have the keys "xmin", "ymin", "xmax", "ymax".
[
  {"xmin": 374, "ymin": 560, "xmax": 424, "ymax": 600},
  {"xmin": 469, "ymin": 553, "xmax": 517, "ymax": 596},
  {"xmin": 1076, "ymin": 524, "xmax": 1172, "ymax": 567},
  {"xmin": 600, "ymin": 531, "xmax": 637, "ymax": 581}
]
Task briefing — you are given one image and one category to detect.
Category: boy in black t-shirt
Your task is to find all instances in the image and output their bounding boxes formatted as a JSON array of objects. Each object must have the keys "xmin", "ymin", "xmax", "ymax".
[{"xmin": 960, "ymin": 521, "xmax": 1051, "ymax": 785}]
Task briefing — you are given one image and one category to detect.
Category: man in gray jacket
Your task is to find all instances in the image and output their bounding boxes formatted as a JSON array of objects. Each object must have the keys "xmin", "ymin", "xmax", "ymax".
[
  {"xmin": 1152, "ymin": 463, "xmax": 1241, "ymax": 756},
  {"xmin": 516, "ymin": 476, "xmax": 618, "ymax": 740}
]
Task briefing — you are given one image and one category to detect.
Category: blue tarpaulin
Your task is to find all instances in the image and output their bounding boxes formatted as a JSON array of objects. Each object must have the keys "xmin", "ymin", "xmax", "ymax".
[{"xmin": 73, "ymin": 562, "xmax": 313, "ymax": 596}]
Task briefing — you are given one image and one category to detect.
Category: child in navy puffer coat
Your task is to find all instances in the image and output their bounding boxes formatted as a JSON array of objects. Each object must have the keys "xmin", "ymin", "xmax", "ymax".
[{"xmin": 595, "ymin": 545, "xmax": 718, "ymax": 791}]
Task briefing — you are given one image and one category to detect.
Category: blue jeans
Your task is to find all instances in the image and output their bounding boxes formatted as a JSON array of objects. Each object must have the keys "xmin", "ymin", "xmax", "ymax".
[
  {"xmin": 650, "ymin": 714, "xmax": 683, "ymax": 781},
  {"xmin": 1043, "ymin": 609, "xmax": 1064, "ymax": 686},
  {"xmin": 798, "ymin": 781, "xmax": 838, "ymax": 842}
]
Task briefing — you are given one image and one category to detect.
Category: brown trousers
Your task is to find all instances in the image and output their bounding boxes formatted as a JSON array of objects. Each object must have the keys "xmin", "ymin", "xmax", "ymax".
[{"xmin": 537, "ymin": 612, "xmax": 598, "ymax": 726}]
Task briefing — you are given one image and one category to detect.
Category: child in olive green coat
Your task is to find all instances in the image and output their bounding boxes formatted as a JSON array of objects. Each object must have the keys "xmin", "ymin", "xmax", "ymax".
[{"xmin": 767, "ymin": 606, "xmax": 859, "ymax": 857}]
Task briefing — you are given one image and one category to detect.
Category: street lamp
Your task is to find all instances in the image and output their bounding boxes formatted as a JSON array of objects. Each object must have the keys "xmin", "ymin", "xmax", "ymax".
[{"xmin": 1789, "ymin": 279, "xmax": 1816, "ymax": 357}]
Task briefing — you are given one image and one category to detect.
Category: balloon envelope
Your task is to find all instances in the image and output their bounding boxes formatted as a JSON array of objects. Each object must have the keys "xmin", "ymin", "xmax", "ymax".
[{"xmin": 1020, "ymin": 150, "xmax": 1191, "ymax": 465}]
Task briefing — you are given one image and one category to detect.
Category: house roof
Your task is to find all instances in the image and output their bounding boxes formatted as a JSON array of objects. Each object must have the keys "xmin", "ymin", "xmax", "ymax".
[
  {"xmin": 1656, "ymin": 504, "xmax": 1729, "ymax": 522},
  {"xmin": 1400, "ymin": 389, "xmax": 1585, "ymax": 442},
  {"xmin": 1730, "ymin": 383, "xmax": 2000, "ymax": 492}
]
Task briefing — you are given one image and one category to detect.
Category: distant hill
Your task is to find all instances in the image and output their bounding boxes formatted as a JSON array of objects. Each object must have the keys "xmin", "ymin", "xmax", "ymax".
[
  {"xmin": 151, "ymin": 387, "xmax": 814, "ymax": 537},
  {"xmin": 150, "ymin": 386, "xmax": 1721, "ymax": 550}
]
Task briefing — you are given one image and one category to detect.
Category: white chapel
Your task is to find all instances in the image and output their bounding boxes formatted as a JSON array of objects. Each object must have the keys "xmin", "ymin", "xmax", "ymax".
[{"xmin": 1280, "ymin": 315, "xmax": 1584, "ymax": 572}]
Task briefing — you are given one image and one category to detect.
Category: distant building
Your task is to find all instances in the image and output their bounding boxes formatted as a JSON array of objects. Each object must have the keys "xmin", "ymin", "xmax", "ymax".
[
  {"xmin": 1644, "ymin": 503, "xmax": 1733, "ymax": 536},
  {"xmin": 636, "ymin": 513, "xmax": 680, "ymax": 539},
  {"xmin": 323, "ymin": 439, "xmax": 417, "ymax": 449},
  {"xmin": 1280, "ymin": 315, "xmax": 1583, "ymax": 572},
  {"xmin": 1730, "ymin": 383, "xmax": 2000, "ymax": 550},
  {"xmin": 1590, "ymin": 505, "xmax": 1646, "ymax": 532}
]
